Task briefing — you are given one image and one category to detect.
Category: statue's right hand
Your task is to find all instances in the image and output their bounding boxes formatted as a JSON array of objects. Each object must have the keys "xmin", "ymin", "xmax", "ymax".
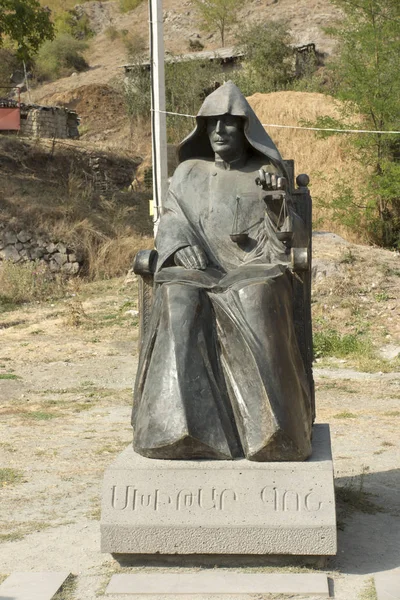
[{"xmin": 174, "ymin": 245, "xmax": 207, "ymax": 270}]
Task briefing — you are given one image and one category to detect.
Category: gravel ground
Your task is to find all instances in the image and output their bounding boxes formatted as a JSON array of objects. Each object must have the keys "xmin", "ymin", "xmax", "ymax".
[{"xmin": 1, "ymin": 267, "xmax": 399, "ymax": 600}]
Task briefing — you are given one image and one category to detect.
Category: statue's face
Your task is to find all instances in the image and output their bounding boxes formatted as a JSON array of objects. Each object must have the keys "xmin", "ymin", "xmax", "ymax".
[{"xmin": 206, "ymin": 114, "xmax": 246, "ymax": 162}]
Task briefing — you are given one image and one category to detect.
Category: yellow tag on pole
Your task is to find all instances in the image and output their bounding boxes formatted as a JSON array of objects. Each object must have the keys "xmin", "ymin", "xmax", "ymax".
[{"xmin": 149, "ymin": 199, "xmax": 154, "ymax": 216}]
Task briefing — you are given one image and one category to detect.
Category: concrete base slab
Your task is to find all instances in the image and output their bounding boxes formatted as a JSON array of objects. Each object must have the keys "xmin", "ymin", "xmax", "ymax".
[
  {"xmin": 0, "ymin": 572, "xmax": 70, "ymax": 600},
  {"xmin": 101, "ymin": 423, "xmax": 336, "ymax": 557},
  {"xmin": 105, "ymin": 572, "xmax": 330, "ymax": 596},
  {"xmin": 375, "ymin": 569, "xmax": 400, "ymax": 600}
]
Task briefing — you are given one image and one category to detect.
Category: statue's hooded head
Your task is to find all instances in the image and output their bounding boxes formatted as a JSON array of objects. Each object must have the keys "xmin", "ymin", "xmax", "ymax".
[{"xmin": 178, "ymin": 81, "xmax": 286, "ymax": 176}]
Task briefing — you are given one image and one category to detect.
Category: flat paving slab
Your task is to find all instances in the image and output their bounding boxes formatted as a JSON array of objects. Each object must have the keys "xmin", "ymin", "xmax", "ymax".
[
  {"xmin": 0, "ymin": 572, "xmax": 70, "ymax": 600},
  {"xmin": 101, "ymin": 424, "xmax": 336, "ymax": 556},
  {"xmin": 375, "ymin": 569, "xmax": 400, "ymax": 600},
  {"xmin": 105, "ymin": 572, "xmax": 330, "ymax": 596}
]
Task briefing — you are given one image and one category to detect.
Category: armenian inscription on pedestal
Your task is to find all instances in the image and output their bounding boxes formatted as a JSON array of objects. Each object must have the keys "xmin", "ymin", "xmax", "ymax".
[
  {"xmin": 109, "ymin": 480, "xmax": 324, "ymax": 517},
  {"xmin": 101, "ymin": 424, "xmax": 336, "ymax": 556}
]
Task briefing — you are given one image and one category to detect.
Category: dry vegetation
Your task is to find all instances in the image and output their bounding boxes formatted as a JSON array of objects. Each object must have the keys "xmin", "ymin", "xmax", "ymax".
[
  {"xmin": 311, "ymin": 235, "xmax": 400, "ymax": 372},
  {"xmin": 0, "ymin": 136, "xmax": 153, "ymax": 280},
  {"xmin": 247, "ymin": 91, "xmax": 365, "ymax": 240},
  {"xmin": 25, "ymin": 87, "xmax": 368, "ymax": 242}
]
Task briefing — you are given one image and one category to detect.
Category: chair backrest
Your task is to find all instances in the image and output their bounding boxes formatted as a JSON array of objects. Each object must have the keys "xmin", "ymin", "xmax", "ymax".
[{"xmin": 285, "ymin": 160, "xmax": 315, "ymax": 421}]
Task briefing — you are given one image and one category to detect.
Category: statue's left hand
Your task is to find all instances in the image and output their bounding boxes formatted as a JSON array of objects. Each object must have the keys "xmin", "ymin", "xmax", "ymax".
[{"xmin": 174, "ymin": 245, "xmax": 208, "ymax": 270}]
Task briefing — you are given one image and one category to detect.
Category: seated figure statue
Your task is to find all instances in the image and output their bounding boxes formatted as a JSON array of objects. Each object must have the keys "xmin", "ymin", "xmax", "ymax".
[{"xmin": 132, "ymin": 81, "xmax": 313, "ymax": 462}]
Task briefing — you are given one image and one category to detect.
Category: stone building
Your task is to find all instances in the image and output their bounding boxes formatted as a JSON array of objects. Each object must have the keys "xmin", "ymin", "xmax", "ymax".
[{"xmin": 0, "ymin": 99, "xmax": 79, "ymax": 139}]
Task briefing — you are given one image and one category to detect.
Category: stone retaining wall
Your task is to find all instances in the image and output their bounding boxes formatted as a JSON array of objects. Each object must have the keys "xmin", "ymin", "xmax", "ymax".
[{"xmin": 0, "ymin": 228, "xmax": 82, "ymax": 274}]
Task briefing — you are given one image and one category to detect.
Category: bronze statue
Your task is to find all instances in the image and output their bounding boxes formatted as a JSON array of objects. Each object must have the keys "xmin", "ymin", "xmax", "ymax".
[{"xmin": 132, "ymin": 81, "xmax": 313, "ymax": 461}]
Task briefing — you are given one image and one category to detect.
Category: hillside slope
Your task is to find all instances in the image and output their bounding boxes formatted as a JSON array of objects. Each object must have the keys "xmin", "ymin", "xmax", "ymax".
[{"xmin": 28, "ymin": 0, "xmax": 341, "ymax": 107}]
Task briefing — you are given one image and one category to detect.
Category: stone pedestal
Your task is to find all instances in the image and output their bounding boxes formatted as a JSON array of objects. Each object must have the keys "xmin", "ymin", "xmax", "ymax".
[{"xmin": 101, "ymin": 424, "xmax": 336, "ymax": 558}]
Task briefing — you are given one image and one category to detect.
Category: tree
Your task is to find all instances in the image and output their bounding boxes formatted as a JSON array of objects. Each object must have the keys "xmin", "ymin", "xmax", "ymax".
[
  {"xmin": 164, "ymin": 58, "xmax": 223, "ymax": 142},
  {"xmin": 233, "ymin": 20, "xmax": 294, "ymax": 95},
  {"xmin": 191, "ymin": 0, "xmax": 241, "ymax": 47},
  {"xmin": 35, "ymin": 34, "xmax": 89, "ymax": 81},
  {"xmin": 123, "ymin": 52, "xmax": 224, "ymax": 143},
  {"xmin": 0, "ymin": 0, "xmax": 54, "ymax": 61},
  {"xmin": 320, "ymin": 0, "xmax": 400, "ymax": 247}
]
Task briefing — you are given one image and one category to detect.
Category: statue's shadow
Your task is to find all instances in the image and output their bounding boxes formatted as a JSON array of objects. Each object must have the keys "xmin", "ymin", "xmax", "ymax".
[{"xmin": 332, "ymin": 467, "xmax": 400, "ymax": 575}]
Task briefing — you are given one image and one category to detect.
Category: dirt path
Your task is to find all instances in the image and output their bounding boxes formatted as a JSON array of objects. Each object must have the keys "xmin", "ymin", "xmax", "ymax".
[{"xmin": 1, "ymin": 260, "xmax": 399, "ymax": 599}]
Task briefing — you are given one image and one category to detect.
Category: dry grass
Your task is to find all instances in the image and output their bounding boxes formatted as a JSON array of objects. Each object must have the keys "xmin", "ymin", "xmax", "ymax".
[
  {"xmin": 311, "ymin": 237, "xmax": 400, "ymax": 355},
  {"xmin": 0, "ymin": 261, "xmax": 66, "ymax": 306},
  {"xmin": 0, "ymin": 137, "xmax": 153, "ymax": 280},
  {"xmin": 247, "ymin": 91, "xmax": 365, "ymax": 240}
]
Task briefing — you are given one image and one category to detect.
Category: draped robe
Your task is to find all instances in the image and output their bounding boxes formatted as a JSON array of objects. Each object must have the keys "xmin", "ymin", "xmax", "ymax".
[{"xmin": 132, "ymin": 155, "xmax": 313, "ymax": 461}]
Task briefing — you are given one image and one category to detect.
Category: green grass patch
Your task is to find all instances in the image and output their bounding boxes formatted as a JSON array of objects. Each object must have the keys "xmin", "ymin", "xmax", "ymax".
[
  {"xmin": 375, "ymin": 291, "xmax": 390, "ymax": 302},
  {"xmin": 0, "ymin": 295, "xmax": 17, "ymax": 313},
  {"xmin": 53, "ymin": 574, "xmax": 77, "ymax": 600},
  {"xmin": 0, "ymin": 373, "xmax": 20, "ymax": 380},
  {"xmin": 0, "ymin": 443, "xmax": 16, "ymax": 453},
  {"xmin": 355, "ymin": 355, "xmax": 400, "ymax": 373},
  {"xmin": 359, "ymin": 578, "xmax": 377, "ymax": 600},
  {"xmin": 23, "ymin": 411, "xmax": 57, "ymax": 421},
  {"xmin": 333, "ymin": 411, "xmax": 358, "ymax": 419},
  {"xmin": 0, "ymin": 468, "xmax": 24, "ymax": 487},
  {"xmin": 0, "ymin": 521, "xmax": 55, "ymax": 544},
  {"xmin": 318, "ymin": 380, "xmax": 358, "ymax": 393},
  {"xmin": 85, "ymin": 310, "xmax": 134, "ymax": 329},
  {"xmin": 87, "ymin": 496, "xmax": 101, "ymax": 521},
  {"xmin": 94, "ymin": 441, "xmax": 128, "ymax": 455},
  {"xmin": 384, "ymin": 410, "xmax": 400, "ymax": 417},
  {"xmin": 313, "ymin": 328, "xmax": 373, "ymax": 359},
  {"xmin": 0, "ymin": 531, "xmax": 26, "ymax": 542},
  {"xmin": 340, "ymin": 249, "xmax": 356, "ymax": 264}
]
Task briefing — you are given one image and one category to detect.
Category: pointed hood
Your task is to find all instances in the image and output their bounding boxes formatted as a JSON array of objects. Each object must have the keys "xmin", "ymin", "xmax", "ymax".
[{"xmin": 178, "ymin": 81, "xmax": 287, "ymax": 176}]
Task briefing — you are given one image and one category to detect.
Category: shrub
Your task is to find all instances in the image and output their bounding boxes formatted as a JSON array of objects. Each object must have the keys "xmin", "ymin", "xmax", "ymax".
[
  {"xmin": 124, "ymin": 54, "xmax": 225, "ymax": 141},
  {"xmin": 232, "ymin": 20, "xmax": 295, "ymax": 95},
  {"xmin": 35, "ymin": 33, "xmax": 88, "ymax": 80},
  {"xmin": 55, "ymin": 9, "xmax": 93, "ymax": 40},
  {"xmin": 188, "ymin": 38, "xmax": 204, "ymax": 51},
  {"xmin": 124, "ymin": 60, "xmax": 151, "ymax": 124},
  {"xmin": 165, "ymin": 58, "xmax": 225, "ymax": 143}
]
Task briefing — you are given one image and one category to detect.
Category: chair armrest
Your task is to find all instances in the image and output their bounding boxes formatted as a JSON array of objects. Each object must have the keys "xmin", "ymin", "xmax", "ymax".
[
  {"xmin": 133, "ymin": 249, "xmax": 158, "ymax": 275},
  {"xmin": 291, "ymin": 248, "xmax": 310, "ymax": 272}
]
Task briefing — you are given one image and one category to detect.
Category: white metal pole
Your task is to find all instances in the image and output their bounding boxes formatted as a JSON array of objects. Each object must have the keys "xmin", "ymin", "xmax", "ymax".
[{"xmin": 149, "ymin": 0, "xmax": 168, "ymax": 236}]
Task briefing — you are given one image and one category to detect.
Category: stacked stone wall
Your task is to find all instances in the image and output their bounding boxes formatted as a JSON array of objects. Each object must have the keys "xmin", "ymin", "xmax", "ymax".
[
  {"xmin": 0, "ymin": 227, "xmax": 82, "ymax": 275},
  {"xmin": 19, "ymin": 107, "xmax": 79, "ymax": 139}
]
